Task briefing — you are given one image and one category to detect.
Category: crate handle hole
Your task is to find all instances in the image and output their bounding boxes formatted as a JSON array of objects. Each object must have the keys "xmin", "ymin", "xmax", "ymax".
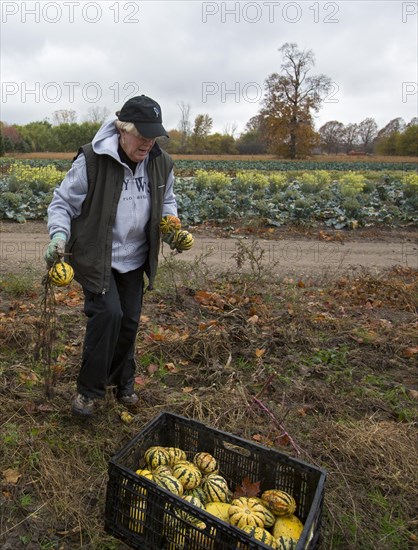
[{"xmin": 221, "ymin": 441, "xmax": 251, "ymax": 457}]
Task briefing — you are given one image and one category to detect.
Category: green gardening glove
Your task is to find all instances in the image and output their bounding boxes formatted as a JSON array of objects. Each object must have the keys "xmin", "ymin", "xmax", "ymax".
[
  {"xmin": 162, "ymin": 231, "xmax": 178, "ymax": 250},
  {"xmin": 44, "ymin": 232, "xmax": 67, "ymax": 267}
]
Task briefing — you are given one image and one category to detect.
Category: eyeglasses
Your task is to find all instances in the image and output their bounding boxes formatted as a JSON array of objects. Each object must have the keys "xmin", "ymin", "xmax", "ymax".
[{"xmin": 123, "ymin": 129, "xmax": 156, "ymax": 143}]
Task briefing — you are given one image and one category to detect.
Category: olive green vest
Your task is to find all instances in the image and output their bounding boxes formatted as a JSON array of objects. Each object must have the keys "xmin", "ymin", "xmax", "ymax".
[{"xmin": 67, "ymin": 143, "xmax": 174, "ymax": 293}]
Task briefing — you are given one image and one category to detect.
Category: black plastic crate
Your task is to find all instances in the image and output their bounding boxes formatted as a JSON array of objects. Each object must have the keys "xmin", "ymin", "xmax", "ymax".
[{"xmin": 105, "ymin": 411, "xmax": 326, "ymax": 549}]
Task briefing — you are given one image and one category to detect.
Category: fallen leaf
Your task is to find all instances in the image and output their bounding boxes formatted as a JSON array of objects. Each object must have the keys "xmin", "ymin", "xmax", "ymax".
[
  {"xmin": 147, "ymin": 364, "xmax": 159, "ymax": 375},
  {"xmin": 276, "ymin": 433, "xmax": 291, "ymax": 447},
  {"xmin": 403, "ymin": 347, "xmax": 418, "ymax": 357},
  {"xmin": 164, "ymin": 362, "xmax": 178, "ymax": 372},
  {"xmin": 255, "ymin": 348, "xmax": 266, "ymax": 358},
  {"xmin": 182, "ymin": 386, "xmax": 194, "ymax": 393},
  {"xmin": 407, "ymin": 389, "xmax": 418, "ymax": 400},
  {"xmin": 247, "ymin": 315, "xmax": 259, "ymax": 324},
  {"xmin": 3, "ymin": 468, "xmax": 21, "ymax": 484},
  {"xmin": 233, "ymin": 476, "xmax": 260, "ymax": 498},
  {"xmin": 134, "ymin": 375, "xmax": 149, "ymax": 386}
]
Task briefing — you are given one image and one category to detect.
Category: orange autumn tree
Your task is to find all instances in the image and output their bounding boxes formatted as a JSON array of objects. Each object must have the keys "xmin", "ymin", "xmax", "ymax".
[{"xmin": 259, "ymin": 42, "xmax": 332, "ymax": 158}]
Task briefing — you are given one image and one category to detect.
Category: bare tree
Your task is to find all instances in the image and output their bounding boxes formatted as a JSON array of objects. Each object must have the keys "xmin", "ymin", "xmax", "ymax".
[
  {"xmin": 342, "ymin": 123, "xmax": 360, "ymax": 153},
  {"xmin": 177, "ymin": 101, "xmax": 192, "ymax": 136},
  {"xmin": 176, "ymin": 101, "xmax": 192, "ymax": 153},
  {"xmin": 52, "ymin": 109, "xmax": 77, "ymax": 125},
  {"xmin": 223, "ymin": 122, "xmax": 238, "ymax": 138},
  {"xmin": 357, "ymin": 118, "xmax": 378, "ymax": 152},
  {"xmin": 86, "ymin": 106, "xmax": 111, "ymax": 124},
  {"xmin": 318, "ymin": 120, "xmax": 345, "ymax": 154}
]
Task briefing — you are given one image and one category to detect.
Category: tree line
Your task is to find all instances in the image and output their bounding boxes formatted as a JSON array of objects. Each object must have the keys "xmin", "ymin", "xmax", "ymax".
[
  {"xmin": 1, "ymin": 113, "xmax": 416, "ymax": 158},
  {"xmin": 1, "ymin": 44, "xmax": 417, "ymax": 158}
]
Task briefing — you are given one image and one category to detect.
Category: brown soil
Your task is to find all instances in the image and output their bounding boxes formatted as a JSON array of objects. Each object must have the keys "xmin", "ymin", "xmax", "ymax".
[{"xmin": 1, "ymin": 220, "xmax": 417, "ymax": 279}]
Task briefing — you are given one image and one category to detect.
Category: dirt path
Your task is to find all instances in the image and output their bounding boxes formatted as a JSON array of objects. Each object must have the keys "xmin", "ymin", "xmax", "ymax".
[{"xmin": 1, "ymin": 221, "xmax": 417, "ymax": 279}]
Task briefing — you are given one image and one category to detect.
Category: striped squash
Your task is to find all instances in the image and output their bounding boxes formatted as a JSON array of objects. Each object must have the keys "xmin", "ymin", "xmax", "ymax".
[
  {"xmin": 276, "ymin": 536, "xmax": 298, "ymax": 550},
  {"xmin": 172, "ymin": 462, "xmax": 202, "ymax": 490},
  {"xmin": 49, "ymin": 261, "xmax": 74, "ymax": 287},
  {"xmin": 174, "ymin": 229, "xmax": 194, "ymax": 251},
  {"xmin": 165, "ymin": 446, "xmax": 187, "ymax": 466},
  {"xmin": 228, "ymin": 497, "xmax": 267, "ymax": 530},
  {"xmin": 153, "ymin": 472, "xmax": 184, "ymax": 496},
  {"xmin": 160, "ymin": 215, "xmax": 181, "ymax": 234},
  {"xmin": 253, "ymin": 498, "xmax": 276, "ymax": 528},
  {"xmin": 184, "ymin": 486, "xmax": 207, "ymax": 504},
  {"xmin": 193, "ymin": 452, "xmax": 218, "ymax": 474},
  {"xmin": 238, "ymin": 525, "xmax": 277, "ymax": 549},
  {"xmin": 202, "ymin": 474, "xmax": 230, "ymax": 503},
  {"xmin": 175, "ymin": 495, "xmax": 205, "ymax": 524},
  {"xmin": 144, "ymin": 446, "xmax": 170, "ymax": 470},
  {"xmin": 261, "ymin": 490, "xmax": 297, "ymax": 517},
  {"xmin": 152, "ymin": 465, "xmax": 172, "ymax": 476}
]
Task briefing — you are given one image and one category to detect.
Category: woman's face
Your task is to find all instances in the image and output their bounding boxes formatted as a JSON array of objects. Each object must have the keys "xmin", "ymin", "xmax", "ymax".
[{"xmin": 120, "ymin": 129, "xmax": 156, "ymax": 162}]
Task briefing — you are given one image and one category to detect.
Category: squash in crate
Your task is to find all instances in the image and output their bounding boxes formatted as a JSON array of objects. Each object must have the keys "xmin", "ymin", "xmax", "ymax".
[
  {"xmin": 228, "ymin": 497, "xmax": 267, "ymax": 530},
  {"xmin": 144, "ymin": 446, "xmax": 170, "ymax": 470},
  {"xmin": 153, "ymin": 472, "xmax": 184, "ymax": 497},
  {"xmin": 172, "ymin": 462, "xmax": 202, "ymax": 490},
  {"xmin": 275, "ymin": 535, "xmax": 298, "ymax": 550},
  {"xmin": 205, "ymin": 501, "xmax": 231, "ymax": 523},
  {"xmin": 174, "ymin": 495, "xmax": 205, "ymax": 525},
  {"xmin": 202, "ymin": 474, "xmax": 230, "ymax": 503},
  {"xmin": 272, "ymin": 514, "xmax": 304, "ymax": 541},
  {"xmin": 261, "ymin": 489, "xmax": 297, "ymax": 517},
  {"xmin": 165, "ymin": 446, "xmax": 187, "ymax": 466},
  {"xmin": 128, "ymin": 469, "xmax": 154, "ymax": 534},
  {"xmin": 193, "ymin": 452, "xmax": 218, "ymax": 474},
  {"xmin": 238, "ymin": 525, "xmax": 277, "ymax": 549},
  {"xmin": 184, "ymin": 486, "xmax": 207, "ymax": 504}
]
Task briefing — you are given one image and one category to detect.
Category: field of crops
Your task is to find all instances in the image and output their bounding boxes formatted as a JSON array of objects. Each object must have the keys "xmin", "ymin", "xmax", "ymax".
[{"xmin": 0, "ymin": 157, "xmax": 417, "ymax": 228}]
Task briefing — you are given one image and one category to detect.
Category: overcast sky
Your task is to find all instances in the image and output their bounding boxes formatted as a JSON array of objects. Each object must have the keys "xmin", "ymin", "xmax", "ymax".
[{"xmin": 1, "ymin": 0, "xmax": 417, "ymax": 134}]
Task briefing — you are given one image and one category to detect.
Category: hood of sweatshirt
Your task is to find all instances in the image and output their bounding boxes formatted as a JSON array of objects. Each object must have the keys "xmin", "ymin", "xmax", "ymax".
[{"xmin": 91, "ymin": 119, "xmax": 121, "ymax": 161}]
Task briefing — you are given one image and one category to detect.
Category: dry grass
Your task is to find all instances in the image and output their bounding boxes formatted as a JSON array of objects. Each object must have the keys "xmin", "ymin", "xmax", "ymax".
[{"xmin": 0, "ymin": 258, "xmax": 417, "ymax": 549}]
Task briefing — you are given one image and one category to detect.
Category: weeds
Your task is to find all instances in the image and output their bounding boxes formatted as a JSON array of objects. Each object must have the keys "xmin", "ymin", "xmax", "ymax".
[{"xmin": 0, "ymin": 268, "xmax": 39, "ymax": 297}]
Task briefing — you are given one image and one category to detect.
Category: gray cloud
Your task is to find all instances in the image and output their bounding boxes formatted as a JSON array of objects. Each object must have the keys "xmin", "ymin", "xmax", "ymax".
[{"xmin": 1, "ymin": 1, "xmax": 417, "ymax": 132}]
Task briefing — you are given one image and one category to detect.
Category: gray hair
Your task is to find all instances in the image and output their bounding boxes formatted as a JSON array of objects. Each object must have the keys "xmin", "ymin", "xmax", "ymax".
[{"xmin": 115, "ymin": 119, "xmax": 140, "ymax": 137}]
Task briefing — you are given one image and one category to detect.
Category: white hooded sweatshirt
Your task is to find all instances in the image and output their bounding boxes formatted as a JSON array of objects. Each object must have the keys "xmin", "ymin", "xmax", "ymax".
[{"xmin": 47, "ymin": 120, "xmax": 177, "ymax": 273}]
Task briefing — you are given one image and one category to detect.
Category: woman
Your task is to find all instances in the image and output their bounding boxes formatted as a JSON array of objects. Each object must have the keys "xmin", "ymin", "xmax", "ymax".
[{"xmin": 45, "ymin": 95, "xmax": 178, "ymax": 416}]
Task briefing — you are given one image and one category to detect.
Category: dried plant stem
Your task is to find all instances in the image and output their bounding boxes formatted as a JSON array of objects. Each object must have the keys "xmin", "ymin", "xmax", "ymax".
[
  {"xmin": 34, "ymin": 274, "xmax": 57, "ymax": 399},
  {"xmin": 252, "ymin": 396, "xmax": 302, "ymax": 456}
]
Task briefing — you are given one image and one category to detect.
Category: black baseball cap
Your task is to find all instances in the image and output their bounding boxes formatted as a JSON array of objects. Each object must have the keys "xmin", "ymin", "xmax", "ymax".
[{"xmin": 116, "ymin": 95, "xmax": 168, "ymax": 138}]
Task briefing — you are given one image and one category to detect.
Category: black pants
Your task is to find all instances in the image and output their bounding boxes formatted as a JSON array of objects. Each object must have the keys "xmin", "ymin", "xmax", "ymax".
[{"xmin": 77, "ymin": 266, "xmax": 145, "ymax": 399}]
